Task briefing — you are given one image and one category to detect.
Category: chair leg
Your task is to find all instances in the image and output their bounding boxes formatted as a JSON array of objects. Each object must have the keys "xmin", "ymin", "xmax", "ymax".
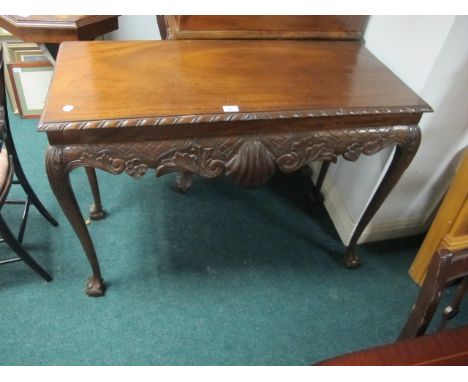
[
  {"xmin": 397, "ymin": 249, "xmax": 452, "ymax": 340},
  {"xmin": 0, "ymin": 215, "xmax": 52, "ymax": 282},
  {"xmin": 17, "ymin": 196, "xmax": 31, "ymax": 244},
  {"xmin": 2, "ymin": 108, "xmax": 58, "ymax": 227},
  {"xmin": 438, "ymin": 276, "xmax": 468, "ymax": 331},
  {"xmin": 12, "ymin": 155, "xmax": 58, "ymax": 227}
]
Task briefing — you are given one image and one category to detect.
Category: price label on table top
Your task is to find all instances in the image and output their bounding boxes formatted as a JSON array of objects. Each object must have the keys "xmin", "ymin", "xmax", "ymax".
[{"xmin": 223, "ymin": 105, "xmax": 240, "ymax": 112}]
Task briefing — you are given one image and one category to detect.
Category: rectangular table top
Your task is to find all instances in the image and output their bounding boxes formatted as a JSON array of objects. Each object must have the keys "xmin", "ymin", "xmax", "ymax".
[{"xmin": 40, "ymin": 40, "xmax": 431, "ymax": 131}]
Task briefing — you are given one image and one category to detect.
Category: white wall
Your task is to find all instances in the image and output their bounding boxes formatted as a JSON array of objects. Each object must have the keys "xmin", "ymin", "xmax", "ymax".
[
  {"xmin": 390, "ymin": 16, "xmax": 468, "ymax": 221},
  {"xmin": 317, "ymin": 16, "xmax": 468, "ymax": 244},
  {"xmin": 365, "ymin": 16, "xmax": 456, "ymax": 93},
  {"xmin": 105, "ymin": 15, "xmax": 161, "ymax": 40}
]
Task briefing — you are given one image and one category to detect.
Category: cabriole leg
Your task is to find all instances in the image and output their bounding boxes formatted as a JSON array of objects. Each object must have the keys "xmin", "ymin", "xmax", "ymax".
[
  {"xmin": 46, "ymin": 147, "xmax": 105, "ymax": 296},
  {"xmin": 345, "ymin": 126, "xmax": 421, "ymax": 268}
]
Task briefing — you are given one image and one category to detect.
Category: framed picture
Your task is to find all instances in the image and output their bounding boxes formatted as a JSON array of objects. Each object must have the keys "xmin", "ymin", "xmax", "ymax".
[
  {"xmin": 2, "ymin": 41, "xmax": 50, "ymax": 114},
  {"xmin": 13, "ymin": 50, "xmax": 47, "ymax": 62},
  {"xmin": 19, "ymin": 53, "xmax": 48, "ymax": 62},
  {"xmin": 4, "ymin": 43, "xmax": 45, "ymax": 62},
  {"xmin": 7, "ymin": 61, "xmax": 54, "ymax": 118}
]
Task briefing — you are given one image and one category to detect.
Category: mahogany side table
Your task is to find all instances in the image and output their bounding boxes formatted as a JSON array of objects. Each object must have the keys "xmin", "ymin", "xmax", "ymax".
[{"xmin": 39, "ymin": 40, "xmax": 431, "ymax": 296}]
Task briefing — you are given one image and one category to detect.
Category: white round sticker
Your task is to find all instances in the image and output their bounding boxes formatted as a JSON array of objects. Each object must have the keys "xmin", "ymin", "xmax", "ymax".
[{"xmin": 62, "ymin": 105, "xmax": 74, "ymax": 112}]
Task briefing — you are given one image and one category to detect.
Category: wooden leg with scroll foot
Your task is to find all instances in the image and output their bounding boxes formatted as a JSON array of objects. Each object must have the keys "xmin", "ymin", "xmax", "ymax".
[
  {"xmin": 46, "ymin": 147, "xmax": 105, "ymax": 296},
  {"xmin": 85, "ymin": 167, "xmax": 105, "ymax": 220},
  {"xmin": 344, "ymin": 125, "xmax": 421, "ymax": 268}
]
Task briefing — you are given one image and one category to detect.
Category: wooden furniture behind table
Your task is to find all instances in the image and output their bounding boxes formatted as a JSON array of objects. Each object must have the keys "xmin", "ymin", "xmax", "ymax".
[
  {"xmin": 40, "ymin": 17, "xmax": 431, "ymax": 296},
  {"xmin": 0, "ymin": 15, "xmax": 119, "ymax": 221},
  {"xmin": 315, "ymin": 325, "xmax": 468, "ymax": 365},
  {"xmin": 157, "ymin": 15, "xmax": 369, "ymax": 40},
  {"xmin": 410, "ymin": 149, "xmax": 468, "ymax": 285}
]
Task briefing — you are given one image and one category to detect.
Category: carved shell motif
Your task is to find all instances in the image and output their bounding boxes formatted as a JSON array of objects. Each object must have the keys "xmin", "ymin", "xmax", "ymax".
[{"xmin": 225, "ymin": 140, "xmax": 276, "ymax": 188}]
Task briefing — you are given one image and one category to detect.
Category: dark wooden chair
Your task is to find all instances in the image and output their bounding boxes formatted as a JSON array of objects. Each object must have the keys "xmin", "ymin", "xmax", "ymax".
[
  {"xmin": 316, "ymin": 248, "xmax": 468, "ymax": 365},
  {"xmin": 398, "ymin": 248, "xmax": 468, "ymax": 340},
  {"xmin": 0, "ymin": 47, "xmax": 58, "ymax": 281}
]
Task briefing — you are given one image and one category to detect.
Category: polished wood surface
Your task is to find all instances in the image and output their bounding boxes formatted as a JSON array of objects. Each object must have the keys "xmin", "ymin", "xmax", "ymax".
[
  {"xmin": 160, "ymin": 16, "xmax": 369, "ymax": 40},
  {"xmin": 410, "ymin": 150, "xmax": 468, "ymax": 284},
  {"xmin": 41, "ymin": 40, "xmax": 429, "ymax": 126},
  {"xmin": 316, "ymin": 325, "xmax": 468, "ymax": 365},
  {"xmin": 0, "ymin": 15, "xmax": 119, "ymax": 43},
  {"xmin": 40, "ymin": 39, "xmax": 429, "ymax": 296}
]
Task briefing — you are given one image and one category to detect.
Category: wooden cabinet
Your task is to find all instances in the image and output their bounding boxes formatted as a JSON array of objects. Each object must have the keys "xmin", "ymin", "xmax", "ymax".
[
  {"xmin": 410, "ymin": 149, "xmax": 468, "ymax": 284},
  {"xmin": 157, "ymin": 16, "xmax": 369, "ymax": 41}
]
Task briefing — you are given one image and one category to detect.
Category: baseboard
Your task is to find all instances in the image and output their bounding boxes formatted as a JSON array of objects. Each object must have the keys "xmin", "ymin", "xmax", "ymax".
[{"xmin": 319, "ymin": 173, "xmax": 427, "ymax": 246}]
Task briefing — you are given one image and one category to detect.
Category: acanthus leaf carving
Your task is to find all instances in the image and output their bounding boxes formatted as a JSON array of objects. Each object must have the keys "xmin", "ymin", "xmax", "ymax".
[
  {"xmin": 276, "ymin": 141, "xmax": 339, "ymax": 173},
  {"xmin": 156, "ymin": 145, "xmax": 225, "ymax": 178}
]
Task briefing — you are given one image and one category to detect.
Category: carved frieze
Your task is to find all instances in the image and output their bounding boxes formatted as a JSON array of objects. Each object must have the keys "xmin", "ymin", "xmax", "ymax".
[{"xmin": 47, "ymin": 125, "xmax": 420, "ymax": 189}]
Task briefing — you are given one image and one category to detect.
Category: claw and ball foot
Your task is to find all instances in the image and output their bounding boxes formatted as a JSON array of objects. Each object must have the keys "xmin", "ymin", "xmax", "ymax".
[
  {"xmin": 175, "ymin": 172, "xmax": 194, "ymax": 193},
  {"xmin": 89, "ymin": 203, "xmax": 106, "ymax": 220},
  {"xmin": 86, "ymin": 276, "xmax": 106, "ymax": 297},
  {"xmin": 344, "ymin": 250, "xmax": 361, "ymax": 269}
]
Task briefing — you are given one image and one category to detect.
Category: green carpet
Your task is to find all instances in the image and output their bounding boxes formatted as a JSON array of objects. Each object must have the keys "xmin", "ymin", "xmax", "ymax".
[{"xmin": 0, "ymin": 99, "xmax": 467, "ymax": 365}]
